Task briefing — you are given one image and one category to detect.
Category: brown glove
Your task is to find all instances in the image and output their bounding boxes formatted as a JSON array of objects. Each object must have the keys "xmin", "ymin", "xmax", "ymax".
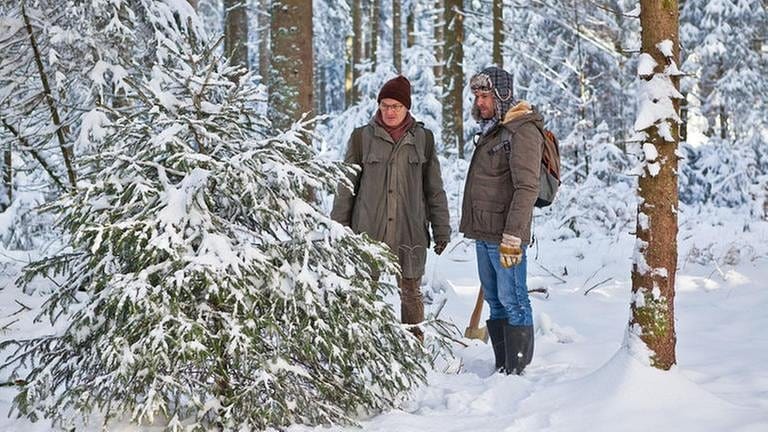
[
  {"xmin": 434, "ymin": 240, "xmax": 448, "ymax": 255},
  {"xmin": 499, "ymin": 234, "xmax": 522, "ymax": 268}
]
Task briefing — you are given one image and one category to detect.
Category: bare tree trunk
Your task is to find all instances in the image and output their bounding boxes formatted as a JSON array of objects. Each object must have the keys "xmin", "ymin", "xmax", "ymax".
[
  {"xmin": 352, "ymin": 0, "xmax": 363, "ymax": 103},
  {"xmin": 258, "ymin": 0, "xmax": 271, "ymax": 81},
  {"xmin": 21, "ymin": 2, "xmax": 76, "ymax": 189},
  {"xmin": 187, "ymin": 0, "xmax": 198, "ymax": 9},
  {"xmin": 371, "ymin": 0, "xmax": 380, "ymax": 68},
  {"xmin": 363, "ymin": 0, "xmax": 370, "ymax": 60},
  {"xmin": 630, "ymin": 0, "xmax": 680, "ymax": 371},
  {"xmin": 393, "ymin": 0, "xmax": 402, "ymax": 73},
  {"xmin": 719, "ymin": 104, "xmax": 728, "ymax": 139},
  {"xmin": 407, "ymin": 2, "xmax": 416, "ymax": 48},
  {"xmin": 345, "ymin": 36, "xmax": 353, "ymax": 108},
  {"xmin": 680, "ymin": 91, "xmax": 688, "ymax": 142},
  {"xmin": 433, "ymin": 0, "xmax": 444, "ymax": 105},
  {"xmin": 316, "ymin": 66, "xmax": 325, "ymax": 115},
  {"xmin": 573, "ymin": 0, "xmax": 589, "ymax": 179},
  {"xmin": 224, "ymin": 0, "xmax": 249, "ymax": 70},
  {"xmin": 442, "ymin": 0, "xmax": 464, "ymax": 158},
  {"xmin": 1, "ymin": 135, "xmax": 10, "ymax": 210},
  {"xmin": 269, "ymin": 0, "xmax": 313, "ymax": 131},
  {"xmin": 492, "ymin": 0, "xmax": 503, "ymax": 68}
]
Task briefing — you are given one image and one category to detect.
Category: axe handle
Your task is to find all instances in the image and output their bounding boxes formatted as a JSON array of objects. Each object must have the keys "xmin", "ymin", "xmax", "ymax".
[{"xmin": 467, "ymin": 285, "xmax": 485, "ymax": 330}]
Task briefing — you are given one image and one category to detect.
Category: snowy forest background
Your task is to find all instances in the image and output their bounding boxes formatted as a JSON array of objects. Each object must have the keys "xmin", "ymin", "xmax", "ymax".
[{"xmin": 0, "ymin": 0, "xmax": 767, "ymax": 431}]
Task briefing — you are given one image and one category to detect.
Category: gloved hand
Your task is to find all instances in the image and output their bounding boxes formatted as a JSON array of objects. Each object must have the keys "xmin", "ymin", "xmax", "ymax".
[
  {"xmin": 434, "ymin": 240, "xmax": 448, "ymax": 255},
  {"xmin": 499, "ymin": 234, "xmax": 522, "ymax": 268}
]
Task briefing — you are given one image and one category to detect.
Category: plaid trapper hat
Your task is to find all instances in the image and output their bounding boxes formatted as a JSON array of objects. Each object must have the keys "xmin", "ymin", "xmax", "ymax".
[
  {"xmin": 470, "ymin": 66, "xmax": 515, "ymax": 122},
  {"xmin": 470, "ymin": 73, "xmax": 493, "ymax": 94}
]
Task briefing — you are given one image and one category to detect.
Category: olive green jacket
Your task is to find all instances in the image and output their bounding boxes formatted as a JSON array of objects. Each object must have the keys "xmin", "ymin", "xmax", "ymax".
[
  {"xmin": 459, "ymin": 101, "xmax": 544, "ymax": 245},
  {"xmin": 331, "ymin": 119, "xmax": 451, "ymax": 278}
]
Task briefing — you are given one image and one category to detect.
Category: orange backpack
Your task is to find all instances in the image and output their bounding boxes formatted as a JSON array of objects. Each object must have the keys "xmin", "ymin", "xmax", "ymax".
[{"xmin": 536, "ymin": 128, "xmax": 561, "ymax": 208}]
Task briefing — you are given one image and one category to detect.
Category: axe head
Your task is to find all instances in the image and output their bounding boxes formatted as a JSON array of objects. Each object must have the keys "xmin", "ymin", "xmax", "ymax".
[{"xmin": 464, "ymin": 326, "xmax": 489, "ymax": 343}]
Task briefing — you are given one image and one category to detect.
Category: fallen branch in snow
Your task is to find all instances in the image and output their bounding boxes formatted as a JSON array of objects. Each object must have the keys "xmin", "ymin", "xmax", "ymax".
[
  {"xmin": 533, "ymin": 261, "xmax": 567, "ymax": 283},
  {"xmin": 1, "ymin": 318, "xmax": 20, "ymax": 331},
  {"xmin": 708, "ymin": 258, "xmax": 727, "ymax": 281},
  {"xmin": 528, "ymin": 287, "xmax": 550, "ymax": 299},
  {"xmin": 584, "ymin": 278, "xmax": 613, "ymax": 296},
  {"xmin": 12, "ymin": 300, "xmax": 31, "ymax": 314},
  {"xmin": 582, "ymin": 264, "xmax": 606, "ymax": 289}
]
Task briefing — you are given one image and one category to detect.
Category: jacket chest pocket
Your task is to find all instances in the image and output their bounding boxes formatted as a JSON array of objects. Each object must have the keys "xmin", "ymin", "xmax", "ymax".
[
  {"xmin": 365, "ymin": 152, "xmax": 384, "ymax": 165},
  {"xmin": 406, "ymin": 146, "xmax": 427, "ymax": 168},
  {"xmin": 486, "ymin": 140, "xmax": 511, "ymax": 174},
  {"xmin": 360, "ymin": 150, "xmax": 388, "ymax": 184}
]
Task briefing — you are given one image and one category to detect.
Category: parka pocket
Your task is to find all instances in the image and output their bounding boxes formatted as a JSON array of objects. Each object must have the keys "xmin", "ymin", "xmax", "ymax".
[
  {"xmin": 398, "ymin": 244, "xmax": 427, "ymax": 279},
  {"xmin": 365, "ymin": 152, "xmax": 383, "ymax": 164},
  {"xmin": 407, "ymin": 149, "xmax": 427, "ymax": 178},
  {"xmin": 407, "ymin": 150, "xmax": 427, "ymax": 165},
  {"xmin": 472, "ymin": 200, "xmax": 507, "ymax": 234}
]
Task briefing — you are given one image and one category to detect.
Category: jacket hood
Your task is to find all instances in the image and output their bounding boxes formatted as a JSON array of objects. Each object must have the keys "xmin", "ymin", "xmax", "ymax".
[{"xmin": 501, "ymin": 101, "xmax": 544, "ymax": 132}]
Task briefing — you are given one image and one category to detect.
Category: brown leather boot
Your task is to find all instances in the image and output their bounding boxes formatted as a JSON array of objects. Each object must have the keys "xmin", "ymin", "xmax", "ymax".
[{"xmin": 399, "ymin": 277, "xmax": 424, "ymax": 342}]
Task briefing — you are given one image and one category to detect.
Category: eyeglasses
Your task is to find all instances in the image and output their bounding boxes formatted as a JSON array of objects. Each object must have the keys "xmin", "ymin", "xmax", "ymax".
[{"xmin": 380, "ymin": 102, "xmax": 405, "ymax": 112}]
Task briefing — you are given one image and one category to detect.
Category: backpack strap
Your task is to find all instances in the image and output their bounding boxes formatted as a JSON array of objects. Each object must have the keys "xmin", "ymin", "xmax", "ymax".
[
  {"xmin": 488, "ymin": 126, "xmax": 512, "ymax": 156},
  {"xmin": 423, "ymin": 127, "xmax": 435, "ymax": 160},
  {"xmin": 348, "ymin": 125, "xmax": 370, "ymax": 165}
]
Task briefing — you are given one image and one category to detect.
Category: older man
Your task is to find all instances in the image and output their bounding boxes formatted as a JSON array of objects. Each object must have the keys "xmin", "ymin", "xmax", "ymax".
[{"xmin": 331, "ymin": 75, "xmax": 451, "ymax": 341}]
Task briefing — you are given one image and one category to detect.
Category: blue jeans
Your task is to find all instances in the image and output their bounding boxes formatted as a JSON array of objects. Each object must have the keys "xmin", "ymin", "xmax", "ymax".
[{"xmin": 476, "ymin": 240, "xmax": 532, "ymax": 326}]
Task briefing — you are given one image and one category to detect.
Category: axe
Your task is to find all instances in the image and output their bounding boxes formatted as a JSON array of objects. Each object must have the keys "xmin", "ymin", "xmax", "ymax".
[{"xmin": 463, "ymin": 285, "xmax": 488, "ymax": 342}]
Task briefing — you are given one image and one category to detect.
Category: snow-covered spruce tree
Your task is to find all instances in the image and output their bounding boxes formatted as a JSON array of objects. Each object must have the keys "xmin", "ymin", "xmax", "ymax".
[
  {"xmin": 2, "ymin": 38, "xmax": 426, "ymax": 430},
  {"xmin": 0, "ymin": 0, "xmax": 203, "ymax": 249}
]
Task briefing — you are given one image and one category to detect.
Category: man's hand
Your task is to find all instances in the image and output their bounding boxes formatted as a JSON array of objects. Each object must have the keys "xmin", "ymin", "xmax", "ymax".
[
  {"xmin": 434, "ymin": 240, "xmax": 448, "ymax": 255},
  {"xmin": 499, "ymin": 234, "xmax": 522, "ymax": 268}
]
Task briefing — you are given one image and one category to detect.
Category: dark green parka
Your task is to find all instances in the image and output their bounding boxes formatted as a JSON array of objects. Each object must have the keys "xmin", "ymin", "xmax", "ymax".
[{"xmin": 331, "ymin": 118, "xmax": 451, "ymax": 278}]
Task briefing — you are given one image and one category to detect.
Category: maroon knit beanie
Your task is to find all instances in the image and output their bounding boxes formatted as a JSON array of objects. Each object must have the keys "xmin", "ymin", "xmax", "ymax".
[{"xmin": 377, "ymin": 75, "xmax": 412, "ymax": 110}]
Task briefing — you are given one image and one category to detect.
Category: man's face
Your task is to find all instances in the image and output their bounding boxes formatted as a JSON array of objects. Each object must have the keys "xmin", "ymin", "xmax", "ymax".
[
  {"xmin": 379, "ymin": 98, "xmax": 408, "ymax": 127},
  {"xmin": 474, "ymin": 92, "xmax": 495, "ymax": 120}
]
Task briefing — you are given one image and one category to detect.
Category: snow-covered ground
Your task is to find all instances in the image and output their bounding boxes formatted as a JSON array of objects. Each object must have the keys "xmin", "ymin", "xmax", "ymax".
[{"xmin": 2, "ymin": 211, "xmax": 767, "ymax": 432}]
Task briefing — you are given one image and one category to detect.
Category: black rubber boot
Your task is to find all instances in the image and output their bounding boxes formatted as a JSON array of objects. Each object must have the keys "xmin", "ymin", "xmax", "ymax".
[
  {"xmin": 486, "ymin": 319, "xmax": 506, "ymax": 373},
  {"xmin": 522, "ymin": 325, "xmax": 534, "ymax": 369},
  {"xmin": 503, "ymin": 324, "xmax": 531, "ymax": 375}
]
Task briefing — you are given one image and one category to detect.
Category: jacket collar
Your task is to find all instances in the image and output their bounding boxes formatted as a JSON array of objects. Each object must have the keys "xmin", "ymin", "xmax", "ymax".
[{"xmin": 370, "ymin": 116, "xmax": 420, "ymax": 146}]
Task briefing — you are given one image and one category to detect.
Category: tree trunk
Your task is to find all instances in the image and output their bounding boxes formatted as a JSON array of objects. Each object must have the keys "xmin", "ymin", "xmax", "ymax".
[
  {"xmin": 258, "ymin": 0, "xmax": 271, "ymax": 82},
  {"xmin": 224, "ymin": 0, "xmax": 249, "ymax": 70},
  {"xmin": 316, "ymin": 66, "xmax": 325, "ymax": 115},
  {"xmin": 352, "ymin": 0, "xmax": 362, "ymax": 103},
  {"xmin": 630, "ymin": 0, "xmax": 680, "ymax": 371},
  {"xmin": 573, "ymin": 0, "xmax": 588, "ymax": 180},
  {"xmin": 393, "ymin": 0, "xmax": 402, "ymax": 73},
  {"xmin": 187, "ymin": 0, "xmax": 198, "ymax": 10},
  {"xmin": 442, "ymin": 0, "xmax": 464, "ymax": 158},
  {"xmin": 21, "ymin": 2, "xmax": 76, "ymax": 188},
  {"xmin": 407, "ymin": 2, "xmax": 416, "ymax": 48},
  {"xmin": 371, "ymin": 0, "xmax": 380, "ymax": 68},
  {"xmin": 719, "ymin": 104, "xmax": 728, "ymax": 139},
  {"xmin": 433, "ymin": 0, "xmax": 444, "ymax": 91},
  {"xmin": 1, "ymin": 138, "xmax": 10, "ymax": 211},
  {"xmin": 492, "ymin": 0, "xmax": 503, "ymax": 68},
  {"xmin": 345, "ymin": 36, "xmax": 353, "ymax": 108},
  {"xmin": 680, "ymin": 91, "xmax": 688, "ymax": 142},
  {"xmin": 269, "ymin": 0, "xmax": 313, "ymax": 132}
]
